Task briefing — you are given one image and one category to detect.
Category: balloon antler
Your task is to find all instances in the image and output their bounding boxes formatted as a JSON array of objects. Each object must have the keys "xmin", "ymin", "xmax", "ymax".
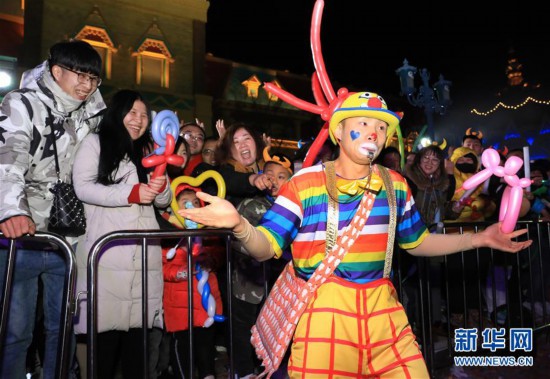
[
  {"xmin": 311, "ymin": 72, "xmax": 328, "ymax": 107},
  {"xmin": 142, "ymin": 110, "xmax": 185, "ymax": 178},
  {"xmin": 310, "ymin": 0, "xmax": 335, "ymax": 103},
  {"xmin": 263, "ymin": 0, "xmax": 350, "ymax": 168}
]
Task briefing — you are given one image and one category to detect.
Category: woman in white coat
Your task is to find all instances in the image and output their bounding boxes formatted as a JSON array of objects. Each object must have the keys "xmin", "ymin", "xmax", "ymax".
[{"xmin": 72, "ymin": 89, "xmax": 171, "ymax": 378}]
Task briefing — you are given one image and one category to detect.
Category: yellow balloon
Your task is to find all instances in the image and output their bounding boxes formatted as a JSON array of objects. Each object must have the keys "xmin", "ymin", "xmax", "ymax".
[{"xmin": 170, "ymin": 170, "xmax": 226, "ymax": 228}]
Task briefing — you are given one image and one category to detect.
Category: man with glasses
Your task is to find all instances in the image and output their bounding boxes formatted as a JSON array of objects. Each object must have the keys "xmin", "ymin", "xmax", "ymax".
[
  {"xmin": 180, "ymin": 121, "xmax": 206, "ymax": 175},
  {"xmin": 55, "ymin": 64, "xmax": 102, "ymax": 88},
  {"xmin": 0, "ymin": 39, "xmax": 105, "ymax": 378}
]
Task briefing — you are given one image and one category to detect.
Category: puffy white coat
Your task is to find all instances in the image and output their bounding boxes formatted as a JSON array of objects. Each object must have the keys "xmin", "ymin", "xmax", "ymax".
[
  {"xmin": 72, "ymin": 134, "xmax": 171, "ymax": 334},
  {"xmin": 0, "ymin": 61, "xmax": 105, "ymax": 241}
]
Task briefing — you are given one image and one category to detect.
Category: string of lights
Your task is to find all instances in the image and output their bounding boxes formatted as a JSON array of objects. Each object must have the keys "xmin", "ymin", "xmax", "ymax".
[{"xmin": 471, "ymin": 96, "xmax": 550, "ymax": 116}]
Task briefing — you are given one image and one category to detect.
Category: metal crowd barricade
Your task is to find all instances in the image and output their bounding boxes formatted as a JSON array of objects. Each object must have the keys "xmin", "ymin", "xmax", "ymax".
[
  {"xmin": 86, "ymin": 229, "xmax": 233, "ymax": 379},
  {"xmin": 394, "ymin": 220, "xmax": 550, "ymax": 376},
  {"xmin": 87, "ymin": 221, "xmax": 550, "ymax": 378},
  {"xmin": 0, "ymin": 231, "xmax": 77, "ymax": 379}
]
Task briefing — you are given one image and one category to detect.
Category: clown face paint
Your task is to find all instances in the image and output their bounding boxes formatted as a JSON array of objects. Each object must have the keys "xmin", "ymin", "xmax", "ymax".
[
  {"xmin": 336, "ymin": 116, "xmax": 387, "ymax": 166},
  {"xmin": 359, "ymin": 142, "xmax": 378, "ymax": 160}
]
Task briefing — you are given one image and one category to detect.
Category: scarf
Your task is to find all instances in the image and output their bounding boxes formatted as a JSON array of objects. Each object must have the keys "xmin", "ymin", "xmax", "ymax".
[
  {"xmin": 405, "ymin": 166, "xmax": 451, "ymax": 226},
  {"xmin": 42, "ymin": 64, "xmax": 86, "ymax": 113},
  {"xmin": 404, "ymin": 166, "xmax": 449, "ymax": 192},
  {"xmin": 226, "ymin": 158, "xmax": 265, "ymax": 174}
]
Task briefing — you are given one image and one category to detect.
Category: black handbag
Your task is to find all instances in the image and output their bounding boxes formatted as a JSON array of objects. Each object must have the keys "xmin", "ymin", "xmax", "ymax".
[{"xmin": 47, "ymin": 127, "xmax": 86, "ymax": 237}]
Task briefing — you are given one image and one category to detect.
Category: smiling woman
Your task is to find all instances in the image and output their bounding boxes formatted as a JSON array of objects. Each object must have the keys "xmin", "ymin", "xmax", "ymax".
[
  {"xmin": 210, "ymin": 121, "xmax": 278, "ymax": 376},
  {"xmin": 123, "ymin": 100, "xmax": 149, "ymax": 141},
  {"xmin": 71, "ymin": 89, "xmax": 172, "ymax": 378},
  {"xmin": 404, "ymin": 144, "xmax": 456, "ymax": 229},
  {"xmin": 215, "ymin": 122, "xmax": 268, "ymax": 207}
]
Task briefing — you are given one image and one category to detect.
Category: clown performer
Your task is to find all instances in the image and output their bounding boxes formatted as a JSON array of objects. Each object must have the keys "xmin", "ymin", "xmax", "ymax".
[{"xmin": 178, "ymin": 91, "xmax": 532, "ymax": 378}]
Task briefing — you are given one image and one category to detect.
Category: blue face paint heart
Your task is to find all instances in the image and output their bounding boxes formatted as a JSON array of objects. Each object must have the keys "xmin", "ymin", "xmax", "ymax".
[{"xmin": 350, "ymin": 130, "xmax": 360, "ymax": 141}]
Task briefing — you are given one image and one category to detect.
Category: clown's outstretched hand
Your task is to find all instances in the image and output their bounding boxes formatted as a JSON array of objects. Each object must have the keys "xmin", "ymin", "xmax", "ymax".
[
  {"xmin": 472, "ymin": 222, "xmax": 532, "ymax": 253},
  {"xmin": 178, "ymin": 192, "xmax": 241, "ymax": 230}
]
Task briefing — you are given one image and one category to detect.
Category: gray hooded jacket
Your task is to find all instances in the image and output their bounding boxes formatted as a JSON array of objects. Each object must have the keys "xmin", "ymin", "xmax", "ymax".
[{"xmin": 0, "ymin": 61, "xmax": 105, "ymax": 233}]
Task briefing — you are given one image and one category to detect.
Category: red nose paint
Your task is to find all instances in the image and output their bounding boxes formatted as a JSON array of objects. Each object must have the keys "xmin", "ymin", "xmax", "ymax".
[{"xmin": 369, "ymin": 133, "xmax": 377, "ymax": 141}]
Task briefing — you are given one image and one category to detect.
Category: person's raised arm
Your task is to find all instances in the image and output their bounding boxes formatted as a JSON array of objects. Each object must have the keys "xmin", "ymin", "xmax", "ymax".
[
  {"xmin": 177, "ymin": 191, "xmax": 275, "ymax": 261},
  {"xmin": 215, "ymin": 119, "xmax": 225, "ymax": 141}
]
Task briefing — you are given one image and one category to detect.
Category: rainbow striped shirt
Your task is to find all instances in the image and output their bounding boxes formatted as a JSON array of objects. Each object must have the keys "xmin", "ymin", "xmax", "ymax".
[{"xmin": 258, "ymin": 164, "xmax": 428, "ymax": 284}]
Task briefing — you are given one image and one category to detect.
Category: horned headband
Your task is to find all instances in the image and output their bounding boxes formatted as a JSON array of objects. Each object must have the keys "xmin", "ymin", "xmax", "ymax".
[
  {"xmin": 263, "ymin": 147, "xmax": 293, "ymax": 175},
  {"xmin": 464, "ymin": 128, "xmax": 484, "ymax": 140}
]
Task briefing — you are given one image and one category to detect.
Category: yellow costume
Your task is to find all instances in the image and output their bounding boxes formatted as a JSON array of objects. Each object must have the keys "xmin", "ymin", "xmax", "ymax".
[{"xmin": 448, "ymin": 147, "xmax": 495, "ymax": 222}]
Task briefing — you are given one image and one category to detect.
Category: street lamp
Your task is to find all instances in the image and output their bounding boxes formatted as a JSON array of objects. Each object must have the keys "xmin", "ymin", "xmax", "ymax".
[{"xmin": 396, "ymin": 58, "xmax": 452, "ymax": 141}]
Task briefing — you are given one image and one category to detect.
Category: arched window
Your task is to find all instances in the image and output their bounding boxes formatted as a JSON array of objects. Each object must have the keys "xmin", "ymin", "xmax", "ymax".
[
  {"xmin": 265, "ymin": 80, "xmax": 282, "ymax": 101},
  {"xmin": 75, "ymin": 26, "xmax": 117, "ymax": 80},
  {"xmin": 241, "ymin": 75, "xmax": 261, "ymax": 98},
  {"xmin": 133, "ymin": 38, "xmax": 174, "ymax": 88}
]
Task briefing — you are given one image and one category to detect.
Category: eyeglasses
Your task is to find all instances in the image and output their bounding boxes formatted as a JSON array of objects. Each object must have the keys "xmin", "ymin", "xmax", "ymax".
[
  {"xmin": 58, "ymin": 65, "xmax": 102, "ymax": 87},
  {"xmin": 181, "ymin": 132, "xmax": 205, "ymax": 143},
  {"xmin": 421, "ymin": 156, "xmax": 440, "ymax": 164}
]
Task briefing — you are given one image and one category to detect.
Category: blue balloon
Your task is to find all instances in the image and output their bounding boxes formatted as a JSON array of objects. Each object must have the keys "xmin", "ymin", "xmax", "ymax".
[{"xmin": 151, "ymin": 110, "xmax": 180, "ymax": 155}]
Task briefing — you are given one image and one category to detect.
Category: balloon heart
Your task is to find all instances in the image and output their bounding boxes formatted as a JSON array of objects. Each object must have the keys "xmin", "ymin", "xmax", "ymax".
[{"xmin": 170, "ymin": 170, "xmax": 226, "ymax": 228}]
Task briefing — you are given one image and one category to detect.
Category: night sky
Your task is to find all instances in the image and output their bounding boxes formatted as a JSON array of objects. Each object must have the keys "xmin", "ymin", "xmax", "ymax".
[
  {"xmin": 1, "ymin": 1, "xmax": 548, "ymax": 149},
  {"xmin": 206, "ymin": 0, "xmax": 550, "ymax": 104}
]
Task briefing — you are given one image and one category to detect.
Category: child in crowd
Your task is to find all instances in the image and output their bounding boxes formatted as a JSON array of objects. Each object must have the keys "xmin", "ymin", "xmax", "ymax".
[
  {"xmin": 162, "ymin": 184, "xmax": 224, "ymax": 379},
  {"xmin": 191, "ymin": 136, "xmax": 222, "ymax": 196},
  {"xmin": 230, "ymin": 148, "xmax": 294, "ymax": 378},
  {"xmin": 166, "ymin": 137, "xmax": 191, "ymax": 181}
]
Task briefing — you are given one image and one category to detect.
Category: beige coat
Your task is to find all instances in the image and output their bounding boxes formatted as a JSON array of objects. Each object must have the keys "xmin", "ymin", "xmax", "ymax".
[{"xmin": 72, "ymin": 134, "xmax": 171, "ymax": 334}]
